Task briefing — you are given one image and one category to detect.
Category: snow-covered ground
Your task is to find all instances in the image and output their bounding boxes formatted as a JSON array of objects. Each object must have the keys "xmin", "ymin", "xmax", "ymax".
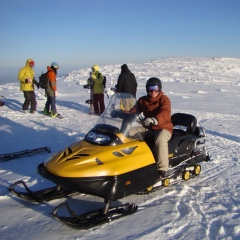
[{"xmin": 0, "ymin": 57, "xmax": 240, "ymax": 240}]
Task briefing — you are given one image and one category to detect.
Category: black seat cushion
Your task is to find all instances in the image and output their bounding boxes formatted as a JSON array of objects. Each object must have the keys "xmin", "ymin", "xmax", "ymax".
[{"xmin": 171, "ymin": 113, "xmax": 197, "ymax": 134}]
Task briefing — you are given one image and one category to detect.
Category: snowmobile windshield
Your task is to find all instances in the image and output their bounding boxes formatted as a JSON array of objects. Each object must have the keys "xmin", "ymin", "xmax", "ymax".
[{"xmin": 95, "ymin": 92, "xmax": 145, "ymax": 141}]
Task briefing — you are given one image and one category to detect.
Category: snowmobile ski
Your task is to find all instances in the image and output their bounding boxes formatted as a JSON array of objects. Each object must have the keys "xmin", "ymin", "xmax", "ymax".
[
  {"xmin": 0, "ymin": 146, "xmax": 51, "ymax": 162},
  {"xmin": 51, "ymin": 201, "xmax": 138, "ymax": 229},
  {"xmin": 8, "ymin": 180, "xmax": 77, "ymax": 203}
]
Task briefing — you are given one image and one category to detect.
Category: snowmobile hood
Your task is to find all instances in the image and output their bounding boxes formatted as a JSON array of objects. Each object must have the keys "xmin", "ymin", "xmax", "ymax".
[{"xmin": 44, "ymin": 139, "xmax": 156, "ymax": 178}]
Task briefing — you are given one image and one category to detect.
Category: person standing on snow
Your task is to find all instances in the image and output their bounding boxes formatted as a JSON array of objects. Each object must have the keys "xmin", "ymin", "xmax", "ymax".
[
  {"xmin": 18, "ymin": 59, "xmax": 39, "ymax": 113},
  {"xmin": 87, "ymin": 65, "xmax": 105, "ymax": 115},
  {"xmin": 115, "ymin": 64, "xmax": 138, "ymax": 97},
  {"xmin": 115, "ymin": 64, "xmax": 138, "ymax": 110},
  {"xmin": 130, "ymin": 77, "xmax": 173, "ymax": 178},
  {"xmin": 43, "ymin": 62, "xmax": 59, "ymax": 118}
]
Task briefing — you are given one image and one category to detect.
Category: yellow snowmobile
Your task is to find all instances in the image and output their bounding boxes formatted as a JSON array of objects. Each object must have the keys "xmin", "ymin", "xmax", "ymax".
[{"xmin": 9, "ymin": 92, "xmax": 209, "ymax": 229}]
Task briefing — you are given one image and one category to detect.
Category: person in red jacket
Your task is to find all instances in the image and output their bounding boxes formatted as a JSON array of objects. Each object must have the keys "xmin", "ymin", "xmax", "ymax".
[
  {"xmin": 131, "ymin": 77, "xmax": 173, "ymax": 178},
  {"xmin": 44, "ymin": 62, "xmax": 59, "ymax": 118}
]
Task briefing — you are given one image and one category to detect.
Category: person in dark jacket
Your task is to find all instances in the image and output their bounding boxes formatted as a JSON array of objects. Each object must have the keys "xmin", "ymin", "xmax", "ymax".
[
  {"xmin": 116, "ymin": 64, "xmax": 138, "ymax": 97},
  {"xmin": 115, "ymin": 64, "xmax": 138, "ymax": 110},
  {"xmin": 43, "ymin": 62, "xmax": 59, "ymax": 118}
]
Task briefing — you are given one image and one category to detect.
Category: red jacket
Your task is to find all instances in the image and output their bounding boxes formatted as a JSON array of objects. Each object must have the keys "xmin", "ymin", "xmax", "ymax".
[
  {"xmin": 45, "ymin": 66, "xmax": 57, "ymax": 97},
  {"xmin": 137, "ymin": 91, "xmax": 173, "ymax": 134},
  {"xmin": 47, "ymin": 66, "xmax": 57, "ymax": 91}
]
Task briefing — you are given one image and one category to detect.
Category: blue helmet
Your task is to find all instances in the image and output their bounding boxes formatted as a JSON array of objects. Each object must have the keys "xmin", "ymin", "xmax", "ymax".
[{"xmin": 51, "ymin": 62, "xmax": 59, "ymax": 69}]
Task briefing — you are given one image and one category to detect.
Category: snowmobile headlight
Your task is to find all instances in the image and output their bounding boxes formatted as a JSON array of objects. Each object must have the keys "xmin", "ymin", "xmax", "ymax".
[
  {"xmin": 95, "ymin": 134, "xmax": 111, "ymax": 144},
  {"xmin": 86, "ymin": 132, "xmax": 110, "ymax": 144}
]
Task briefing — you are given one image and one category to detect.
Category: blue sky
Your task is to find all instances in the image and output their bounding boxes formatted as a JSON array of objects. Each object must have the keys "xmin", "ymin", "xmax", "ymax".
[{"xmin": 0, "ymin": 0, "xmax": 240, "ymax": 77}]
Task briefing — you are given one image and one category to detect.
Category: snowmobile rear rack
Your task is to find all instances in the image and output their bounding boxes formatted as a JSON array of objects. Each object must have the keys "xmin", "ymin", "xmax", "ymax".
[
  {"xmin": 8, "ymin": 180, "xmax": 76, "ymax": 203},
  {"xmin": 51, "ymin": 200, "xmax": 138, "ymax": 229}
]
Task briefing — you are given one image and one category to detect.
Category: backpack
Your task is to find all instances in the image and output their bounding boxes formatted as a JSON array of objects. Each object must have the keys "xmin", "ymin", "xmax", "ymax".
[
  {"xmin": 98, "ymin": 73, "xmax": 106, "ymax": 88},
  {"xmin": 39, "ymin": 72, "xmax": 49, "ymax": 89}
]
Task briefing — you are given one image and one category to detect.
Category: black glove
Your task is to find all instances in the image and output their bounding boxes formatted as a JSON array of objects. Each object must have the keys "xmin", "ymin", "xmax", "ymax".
[
  {"xmin": 25, "ymin": 78, "xmax": 32, "ymax": 83},
  {"xmin": 110, "ymin": 110, "xmax": 119, "ymax": 118}
]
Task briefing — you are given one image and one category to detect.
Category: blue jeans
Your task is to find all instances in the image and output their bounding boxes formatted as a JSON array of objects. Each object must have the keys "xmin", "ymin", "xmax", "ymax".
[{"xmin": 45, "ymin": 96, "xmax": 57, "ymax": 114}]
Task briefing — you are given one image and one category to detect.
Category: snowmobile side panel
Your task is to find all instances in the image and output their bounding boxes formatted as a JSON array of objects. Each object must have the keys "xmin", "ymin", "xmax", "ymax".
[{"xmin": 38, "ymin": 162, "xmax": 159, "ymax": 201}]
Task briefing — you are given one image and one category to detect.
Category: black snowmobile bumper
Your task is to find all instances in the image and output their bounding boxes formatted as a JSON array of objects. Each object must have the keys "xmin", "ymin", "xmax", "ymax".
[{"xmin": 37, "ymin": 162, "xmax": 159, "ymax": 201}]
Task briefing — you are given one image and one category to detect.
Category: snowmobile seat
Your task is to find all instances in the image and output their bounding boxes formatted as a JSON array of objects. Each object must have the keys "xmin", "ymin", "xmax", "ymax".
[
  {"xmin": 171, "ymin": 113, "xmax": 197, "ymax": 134},
  {"xmin": 168, "ymin": 113, "xmax": 197, "ymax": 161}
]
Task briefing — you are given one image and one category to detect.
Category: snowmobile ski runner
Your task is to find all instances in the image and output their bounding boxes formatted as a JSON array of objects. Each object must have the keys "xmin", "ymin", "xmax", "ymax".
[
  {"xmin": 51, "ymin": 202, "xmax": 138, "ymax": 229},
  {"xmin": 8, "ymin": 92, "xmax": 210, "ymax": 229},
  {"xmin": 0, "ymin": 146, "xmax": 51, "ymax": 162},
  {"xmin": 8, "ymin": 180, "xmax": 76, "ymax": 203}
]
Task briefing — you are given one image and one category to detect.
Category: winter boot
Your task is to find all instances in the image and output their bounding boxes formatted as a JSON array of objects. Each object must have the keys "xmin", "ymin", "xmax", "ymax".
[
  {"xmin": 51, "ymin": 112, "xmax": 58, "ymax": 118},
  {"xmin": 43, "ymin": 108, "xmax": 50, "ymax": 115}
]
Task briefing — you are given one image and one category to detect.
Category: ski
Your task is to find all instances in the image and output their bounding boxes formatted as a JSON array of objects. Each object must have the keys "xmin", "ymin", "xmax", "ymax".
[{"xmin": 0, "ymin": 146, "xmax": 51, "ymax": 162}]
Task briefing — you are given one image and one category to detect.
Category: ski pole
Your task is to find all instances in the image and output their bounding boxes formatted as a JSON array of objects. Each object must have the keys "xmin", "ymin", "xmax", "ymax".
[{"xmin": 104, "ymin": 90, "xmax": 109, "ymax": 99}]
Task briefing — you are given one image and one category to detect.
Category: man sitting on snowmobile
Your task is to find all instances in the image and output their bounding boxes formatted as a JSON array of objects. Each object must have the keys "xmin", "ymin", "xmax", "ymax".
[{"xmin": 130, "ymin": 77, "xmax": 173, "ymax": 178}]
